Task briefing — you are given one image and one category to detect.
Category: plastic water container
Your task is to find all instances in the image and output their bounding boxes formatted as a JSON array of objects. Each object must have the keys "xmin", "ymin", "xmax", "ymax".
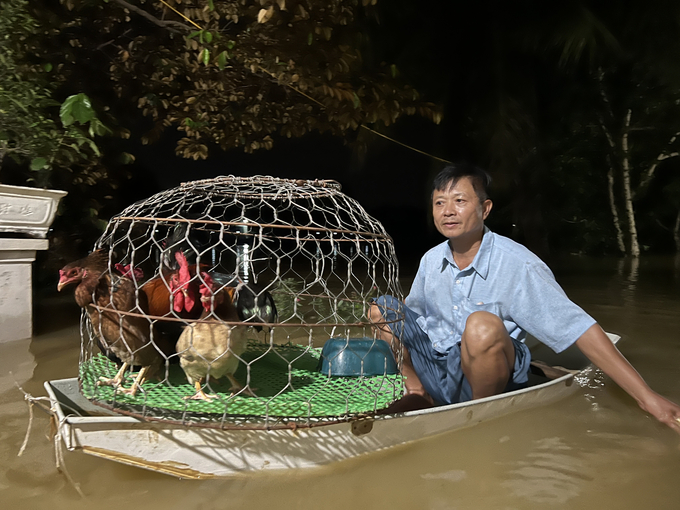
[{"xmin": 318, "ymin": 337, "xmax": 398, "ymax": 377}]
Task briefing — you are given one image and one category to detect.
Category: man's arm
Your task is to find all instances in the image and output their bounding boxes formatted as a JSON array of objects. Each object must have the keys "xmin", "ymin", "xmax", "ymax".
[{"xmin": 575, "ymin": 323, "xmax": 680, "ymax": 432}]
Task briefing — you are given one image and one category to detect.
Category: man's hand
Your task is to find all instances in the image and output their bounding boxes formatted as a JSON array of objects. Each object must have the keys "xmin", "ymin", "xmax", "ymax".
[
  {"xmin": 637, "ymin": 391, "xmax": 680, "ymax": 432},
  {"xmin": 576, "ymin": 324, "xmax": 680, "ymax": 433}
]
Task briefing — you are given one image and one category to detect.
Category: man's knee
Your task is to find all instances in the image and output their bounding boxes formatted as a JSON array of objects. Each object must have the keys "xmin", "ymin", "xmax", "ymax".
[
  {"xmin": 367, "ymin": 303, "xmax": 383, "ymax": 324},
  {"xmin": 462, "ymin": 311, "xmax": 509, "ymax": 357}
]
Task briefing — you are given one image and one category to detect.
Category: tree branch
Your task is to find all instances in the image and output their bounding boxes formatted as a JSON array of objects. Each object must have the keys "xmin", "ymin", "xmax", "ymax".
[
  {"xmin": 110, "ymin": 0, "xmax": 193, "ymax": 34},
  {"xmin": 638, "ymin": 131, "xmax": 680, "ymax": 192}
]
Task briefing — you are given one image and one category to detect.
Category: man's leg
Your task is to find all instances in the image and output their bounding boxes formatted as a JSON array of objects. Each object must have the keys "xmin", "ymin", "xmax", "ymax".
[
  {"xmin": 367, "ymin": 302, "xmax": 433, "ymax": 402},
  {"xmin": 460, "ymin": 311, "xmax": 516, "ymax": 399}
]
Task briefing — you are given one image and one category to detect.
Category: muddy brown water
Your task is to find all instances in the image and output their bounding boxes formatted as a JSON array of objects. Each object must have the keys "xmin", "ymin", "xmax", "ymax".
[{"xmin": 2, "ymin": 256, "xmax": 680, "ymax": 510}]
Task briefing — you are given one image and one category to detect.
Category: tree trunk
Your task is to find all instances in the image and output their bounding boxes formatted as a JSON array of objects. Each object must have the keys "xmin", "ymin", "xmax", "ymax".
[
  {"xmin": 621, "ymin": 109, "xmax": 640, "ymax": 257},
  {"xmin": 606, "ymin": 158, "xmax": 626, "ymax": 254},
  {"xmin": 596, "ymin": 77, "xmax": 629, "ymax": 256}
]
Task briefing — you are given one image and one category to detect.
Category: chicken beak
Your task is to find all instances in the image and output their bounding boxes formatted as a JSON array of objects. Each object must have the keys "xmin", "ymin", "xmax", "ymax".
[{"xmin": 57, "ymin": 274, "xmax": 76, "ymax": 292}]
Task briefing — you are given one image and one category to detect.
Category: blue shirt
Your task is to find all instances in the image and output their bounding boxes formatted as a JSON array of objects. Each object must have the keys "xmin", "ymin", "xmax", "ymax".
[{"xmin": 405, "ymin": 228, "xmax": 596, "ymax": 354}]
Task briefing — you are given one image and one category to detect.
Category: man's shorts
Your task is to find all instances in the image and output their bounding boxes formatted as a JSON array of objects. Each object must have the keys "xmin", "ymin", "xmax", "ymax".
[{"xmin": 373, "ymin": 295, "xmax": 532, "ymax": 405}]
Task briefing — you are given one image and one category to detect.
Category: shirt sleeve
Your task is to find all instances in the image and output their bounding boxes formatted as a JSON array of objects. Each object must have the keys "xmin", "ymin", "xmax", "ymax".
[
  {"xmin": 509, "ymin": 260, "xmax": 597, "ymax": 353},
  {"xmin": 405, "ymin": 256, "xmax": 427, "ymax": 317}
]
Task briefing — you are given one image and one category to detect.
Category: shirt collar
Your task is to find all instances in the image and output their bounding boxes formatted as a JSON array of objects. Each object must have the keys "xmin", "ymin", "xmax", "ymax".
[{"xmin": 439, "ymin": 227, "xmax": 493, "ymax": 279}]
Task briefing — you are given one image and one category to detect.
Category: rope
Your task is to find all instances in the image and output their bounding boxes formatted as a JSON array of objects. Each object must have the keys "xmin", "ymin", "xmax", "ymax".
[
  {"xmin": 257, "ymin": 68, "xmax": 450, "ymax": 163},
  {"xmin": 157, "ymin": 0, "xmax": 202, "ymax": 29},
  {"xmin": 14, "ymin": 379, "xmax": 86, "ymax": 499}
]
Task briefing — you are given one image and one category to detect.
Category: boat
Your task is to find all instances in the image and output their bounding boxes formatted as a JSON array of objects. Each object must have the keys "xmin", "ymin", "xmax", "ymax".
[{"xmin": 44, "ymin": 332, "xmax": 619, "ymax": 479}]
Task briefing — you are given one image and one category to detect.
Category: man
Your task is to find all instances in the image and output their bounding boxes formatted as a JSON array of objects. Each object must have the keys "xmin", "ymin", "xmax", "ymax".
[{"xmin": 369, "ymin": 163, "xmax": 680, "ymax": 430}]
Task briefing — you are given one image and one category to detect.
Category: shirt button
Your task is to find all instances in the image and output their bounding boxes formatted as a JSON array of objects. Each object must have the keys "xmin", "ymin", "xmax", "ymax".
[
  {"xmin": 456, "ymin": 280, "xmax": 461, "ymax": 284},
  {"xmin": 453, "ymin": 305, "xmax": 458, "ymax": 310}
]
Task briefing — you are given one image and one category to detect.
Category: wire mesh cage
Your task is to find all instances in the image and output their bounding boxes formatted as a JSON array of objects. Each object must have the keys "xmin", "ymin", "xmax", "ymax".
[{"xmin": 75, "ymin": 175, "xmax": 406, "ymax": 428}]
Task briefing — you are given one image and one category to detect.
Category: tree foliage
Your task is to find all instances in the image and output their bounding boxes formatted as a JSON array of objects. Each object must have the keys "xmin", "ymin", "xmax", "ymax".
[
  {"xmin": 0, "ymin": 0, "xmax": 117, "ymax": 187},
  {"xmin": 47, "ymin": 0, "xmax": 441, "ymax": 159}
]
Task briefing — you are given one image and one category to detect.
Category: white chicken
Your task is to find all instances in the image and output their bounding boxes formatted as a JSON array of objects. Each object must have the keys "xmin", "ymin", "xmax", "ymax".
[{"xmin": 176, "ymin": 272, "xmax": 254, "ymax": 400}]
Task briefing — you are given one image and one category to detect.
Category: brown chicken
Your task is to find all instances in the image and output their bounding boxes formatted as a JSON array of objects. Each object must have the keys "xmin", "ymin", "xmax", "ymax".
[
  {"xmin": 176, "ymin": 272, "xmax": 253, "ymax": 401},
  {"xmin": 58, "ymin": 249, "xmax": 171, "ymax": 396}
]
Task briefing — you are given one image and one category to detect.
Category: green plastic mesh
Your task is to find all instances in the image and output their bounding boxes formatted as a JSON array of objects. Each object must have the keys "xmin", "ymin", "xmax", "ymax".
[{"xmin": 80, "ymin": 343, "xmax": 404, "ymax": 421}]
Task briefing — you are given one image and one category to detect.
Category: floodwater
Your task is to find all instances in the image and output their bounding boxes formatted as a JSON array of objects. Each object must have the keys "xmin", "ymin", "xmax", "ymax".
[{"xmin": 2, "ymin": 256, "xmax": 680, "ymax": 510}]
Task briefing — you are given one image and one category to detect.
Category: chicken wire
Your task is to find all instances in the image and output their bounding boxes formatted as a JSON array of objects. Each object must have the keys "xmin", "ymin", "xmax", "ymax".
[{"xmin": 78, "ymin": 175, "xmax": 406, "ymax": 428}]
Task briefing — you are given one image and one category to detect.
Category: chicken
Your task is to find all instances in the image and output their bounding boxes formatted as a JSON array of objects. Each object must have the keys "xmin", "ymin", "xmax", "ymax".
[
  {"xmin": 141, "ymin": 250, "xmax": 204, "ymax": 320},
  {"xmin": 234, "ymin": 280, "xmax": 278, "ymax": 333},
  {"xmin": 176, "ymin": 272, "xmax": 254, "ymax": 401},
  {"xmin": 115, "ymin": 230, "xmax": 205, "ymax": 346},
  {"xmin": 208, "ymin": 273, "xmax": 278, "ymax": 333},
  {"xmin": 57, "ymin": 249, "xmax": 171, "ymax": 396}
]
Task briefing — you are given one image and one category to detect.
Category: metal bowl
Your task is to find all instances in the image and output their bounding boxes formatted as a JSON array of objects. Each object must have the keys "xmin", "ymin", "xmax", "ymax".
[{"xmin": 318, "ymin": 338, "xmax": 398, "ymax": 377}]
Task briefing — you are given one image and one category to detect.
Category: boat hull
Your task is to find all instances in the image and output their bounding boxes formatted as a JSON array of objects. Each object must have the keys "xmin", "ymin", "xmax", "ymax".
[
  {"xmin": 44, "ymin": 369, "xmax": 587, "ymax": 478},
  {"xmin": 45, "ymin": 333, "xmax": 619, "ymax": 478}
]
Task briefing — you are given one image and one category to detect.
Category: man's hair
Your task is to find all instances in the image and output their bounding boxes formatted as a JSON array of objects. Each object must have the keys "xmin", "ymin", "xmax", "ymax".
[{"xmin": 432, "ymin": 163, "xmax": 492, "ymax": 203}]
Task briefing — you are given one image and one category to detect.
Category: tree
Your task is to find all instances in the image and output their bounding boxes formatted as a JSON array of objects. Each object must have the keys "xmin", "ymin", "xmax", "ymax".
[
  {"xmin": 595, "ymin": 65, "xmax": 680, "ymax": 256},
  {"xmin": 0, "ymin": 0, "xmax": 114, "ymax": 187},
  {"xmin": 42, "ymin": 0, "xmax": 441, "ymax": 160}
]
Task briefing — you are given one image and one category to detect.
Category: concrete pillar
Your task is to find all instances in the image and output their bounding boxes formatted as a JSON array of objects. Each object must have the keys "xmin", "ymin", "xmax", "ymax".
[
  {"xmin": 0, "ymin": 239, "xmax": 48, "ymax": 342},
  {"xmin": 0, "ymin": 185, "xmax": 66, "ymax": 343}
]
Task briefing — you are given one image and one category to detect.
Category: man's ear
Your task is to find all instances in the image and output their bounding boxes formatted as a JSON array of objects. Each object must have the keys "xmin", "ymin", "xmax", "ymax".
[{"xmin": 482, "ymin": 199, "xmax": 493, "ymax": 220}]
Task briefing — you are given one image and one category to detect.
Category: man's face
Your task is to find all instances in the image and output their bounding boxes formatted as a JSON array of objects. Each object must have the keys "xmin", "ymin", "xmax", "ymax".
[{"xmin": 432, "ymin": 177, "xmax": 492, "ymax": 243}]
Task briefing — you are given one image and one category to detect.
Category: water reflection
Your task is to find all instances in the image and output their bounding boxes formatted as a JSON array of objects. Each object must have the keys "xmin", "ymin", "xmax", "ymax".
[{"xmin": 618, "ymin": 256, "xmax": 639, "ymax": 285}]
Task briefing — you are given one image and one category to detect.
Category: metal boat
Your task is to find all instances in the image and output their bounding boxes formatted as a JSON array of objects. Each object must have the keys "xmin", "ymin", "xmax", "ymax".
[{"xmin": 44, "ymin": 333, "xmax": 619, "ymax": 479}]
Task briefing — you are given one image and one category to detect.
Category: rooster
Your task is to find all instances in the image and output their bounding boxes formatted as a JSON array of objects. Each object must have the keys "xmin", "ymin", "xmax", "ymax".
[
  {"xmin": 57, "ymin": 249, "xmax": 172, "ymax": 396},
  {"xmin": 141, "ymin": 222, "xmax": 207, "ymax": 321},
  {"xmin": 140, "ymin": 250, "xmax": 203, "ymax": 320},
  {"xmin": 116, "ymin": 226, "xmax": 206, "ymax": 343},
  {"xmin": 176, "ymin": 272, "xmax": 254, "ymax": 401}
]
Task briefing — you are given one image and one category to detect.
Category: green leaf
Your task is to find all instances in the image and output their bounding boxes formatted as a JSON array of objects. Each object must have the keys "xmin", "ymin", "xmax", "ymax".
[
  {"xmin": 43, "ymin": 63, "xmax": 53, "ymax": 72},
  {"xmin": 202, "ymin": 48, "xmax": 210, "ymax": 66},
  {"xmin": 61, "ymin": 93, "xmax": 96, "ymax": 126},
  {"xmin": 188, "ymin": 30, "xmax": 201, "ymax": 40},
  {"xmin": 75, "ymin": 135, "xmax": 101, "ymax": 156},
  {"xmin": 353, "ymin": 92, "xmax": 361, "ymax": 109},
  {"xmin": 217, "ymin": 51, "xmax": 227, "ymax": 70},
  {"xmin": 390, "ymin": 64, "xmax": 398, "ymax": 78},
  {"xmin": 71, "ymin": 101, "xmax": 95, "ymax": 124},
  {"xmin": 88, "ymin": 118, "xmax": 112, "ymax": 137},
  {"xmin": 204, "ymin": 31, "xmax": 213, "ymax": 44},
  {"xmin": 208, "ymin": 0, "xmax": 214, "ymax": 11},
  {"xmin": 226, "ymin": 40, "xmax": 236, "ymax": 50},
  {"xmin": 59, "ymin": 95, "xmax": 78, "ymax": 126},
  {"xmin": 30, "ymin": 157, "xmax": 47, "ymax": 170},
  {"xmin": 307, "ymin": 33, "xmax": 313, "ymax": 46}
]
